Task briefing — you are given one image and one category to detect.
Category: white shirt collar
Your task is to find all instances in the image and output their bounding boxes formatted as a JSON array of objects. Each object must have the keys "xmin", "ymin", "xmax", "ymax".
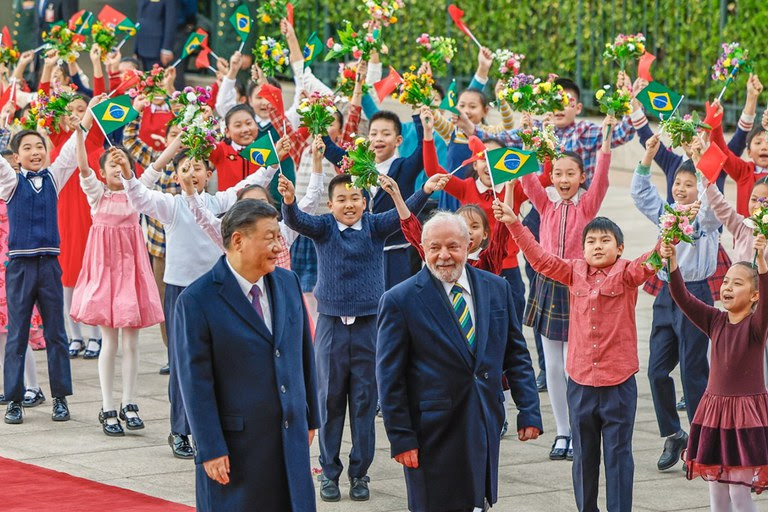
[
  {"xmin": 231, "ymin": 141, "xmax": 244, "ymax": 152},
  {"xmin": 255, "ymin": 114, "xmax": 270, "ymax": 128},
  {"xmin": 545, "ymin": 186, "xmax": 584, "ymax": 206},
  {"xmin": 375, "ymin": 154, "xmax": 397, "ymax": 175},
  {"xmin": 441, "ymin": 266, "xmax": 472, "ymax": 297},
  {"xmin": 336, "ymin": 219, "xmax": 363, "ymax": 232},
  {"xmin": 225, "ymin": 257, "xmax": 265, "ymax": 300},
  {"xmin": 475, "ymin": 179, "xmax": 503, "ymax": 194},
  {"xmin": 468, "ymin": 248, "xmax": 481, "ymax": 261}
]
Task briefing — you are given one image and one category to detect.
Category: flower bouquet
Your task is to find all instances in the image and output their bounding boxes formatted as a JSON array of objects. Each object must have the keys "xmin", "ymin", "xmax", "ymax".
[
  {"xmin": 392, "ymin": 66, "xmax": 434, "ymax": 107},
  {"xmin": 298, "ymin": 92, "xmax": 337, "ymax": 136},
  {"xmin": 645, "ymin": 203, "xmax": 696, "ymax": 271},
  {"xmin": 325, "ymin": 20, "xmax": 387, "ymax": 62},
  {"xmin": 127, "ymin": 64, "xmax": 167, "ymax": 101},
  {"xmin": 416, "ymin": 34, "xmax": 456, "ymax": 75},
  {"xmin": 519, "ymin": 124, "xmax": 560, "ymax": 163},
  {"xmin": 711, "ymin": 42, "xmax": 752, "ymax": 81},
  {"xmin": 256, "ymin": 0, "xmax": 289, "ymax": 24},
  {"xmin": 659, "ymin": 112, "xmax": 711, "ymax": 149},
  {"xmin": 334, "ymin": 62, "xmax": 370, "ymax": 99},
  {"xmin": 742, "ymin": 198, "xmax": 768, "ymax": 266},
  {"xmin": 17, "ymin": 88, "xmax": 79, "ymax": 134},
  {"xmin": 169, "ymin": 86, "xmax": 222, "ymax": 160},
  {"xmin": 602, "ymin": 33, "xmax": 646, "ymax": 71},
  {"xmin": 360, "ymin": 0, "xmax": 405, "ymax": 28},
  {"xmin": 0, "ymin": 45, "xmax": 20, "ymax": 68},
  {"xmin": 595, "ymin": 85, "xmax": 632, "ymax": 117},
  {"xmin": 252, "ymin": 36, "xmax": 290, "ymax": 77},
  {"xmin": 90, "ymin": 21, "xmax": 117, "ymax": 58},
  {"xmin": 341, "ymin": 137, "xmax": 378, "ymax": 191},
  {"xmin": 501, "ymin": 74, "xmax": 569, "ymax": 115},
  {"xmin": 42, "ymin": 24, "xmax": 87, "ymax": 63},
  {"xmin": 492, "ymin": 49, "xmax": 525, "ymax": 80}
]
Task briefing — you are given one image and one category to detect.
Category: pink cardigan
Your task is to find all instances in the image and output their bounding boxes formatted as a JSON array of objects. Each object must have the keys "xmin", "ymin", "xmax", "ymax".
[
  {"xmin": 521, "ymin": 150, "xmax": 611, "ymax": 260},
  {"xmin": 706, "ymin": 184, "xmax": 764, "ymax": 264}
]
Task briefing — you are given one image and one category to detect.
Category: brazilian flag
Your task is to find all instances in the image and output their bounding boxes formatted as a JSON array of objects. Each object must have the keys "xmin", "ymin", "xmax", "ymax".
[
  {"xmin": 240, "ymin": 133, "xmax": 279, "ymax": 167},
  {"xmin": 229, "ymin": 5, "xmax": 253, "ymax": 40},
  {"xmin": 90, "ymin": 95, "xmax": 138, "ymax": 134},
  {"xmin": 486, "ymin": 147, "xmax": 539, "ymax": 185},
  {"xmin": 303, "ymin": 32, "xmax": 323, "ymax": 68},
  {"xmin": 439, "ymin": 79, "xmax": 459, "ymax": 114},
  {"xmin": 181, "ymin": 32, "xmax": 206, "ymax": 59},
  {"xmin": 637, "ymin": 81, "xmax": 683, "ymax": 120},
  {"xmin": 69, "ymin": 10, "xmax": 93, "ymax": 35}
]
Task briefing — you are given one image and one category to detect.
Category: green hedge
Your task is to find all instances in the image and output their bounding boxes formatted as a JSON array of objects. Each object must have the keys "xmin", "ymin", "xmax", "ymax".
[{"xmin": 286, "ymin": 0, "xmax": 764, "ymax": 118}]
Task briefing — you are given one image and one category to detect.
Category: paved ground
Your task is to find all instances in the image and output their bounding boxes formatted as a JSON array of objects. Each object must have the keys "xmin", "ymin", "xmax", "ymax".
[{"xmin": 0, "ymin": 112, "xmax": 766, "ymax": 511}]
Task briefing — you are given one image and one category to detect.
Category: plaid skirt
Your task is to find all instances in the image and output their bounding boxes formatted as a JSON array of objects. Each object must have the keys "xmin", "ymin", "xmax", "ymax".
[
  {"xmin": 524, "ymin": 274, "xmax": 570, "ymax": 342},
  {"xmin": 642, "ymin": 244, "xmax": 731, "ymax": 301},
  {"xmin": 290, "ymin": 235, "xmax": 318, "ymax": 293}
]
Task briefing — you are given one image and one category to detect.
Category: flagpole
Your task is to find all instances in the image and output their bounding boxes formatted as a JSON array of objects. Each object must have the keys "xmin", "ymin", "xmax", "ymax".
[
  {"xmin": 207, "ymin": 66, "xmax": 217, "ymax": 73},
  {"xmin": 169, "ymin": 58, "xmax": 182, "ymax": 69},
  {"xmin": 267, "ymin": 131, "xmax": 282, "ymax": 175},
  {"xmin": 238, "ymin": 41, "xmax": 246, "ymax": 53},
  {"xmin": 484, "ymin": 151, "xmax": 498, "ymax": 201},
  {"xmin": 716, "ymin": 63, "xmax": 740, "ymax": 102},
  {"xmin": 33, "ymin": 43, "xmax": 48, "ymax": 54},
  {"xmin": 75, "ymin": 12, "xmax": 92, "ymax": 35},
  {"xmin": 466, "ymin": 29, "xmax": 482, "ymax": 50},
  {"xmin": 116, "ymin": 23, "xmax": 140, "ymax": 51},
  {"xmin": 449, "ymin": 164, "xmax": 464, "ymax": 175},
  {"xmin": 3, "ymin": 77, "xmax": 16, "ymax": 127},
  {"xmin": 657, "ymin": 95, "xmax": 685, "ymax": 138},
  {"xmin": 209, "ymin": 49, "xmax": 220, "ymax": 61},
  {"xmin": 88, "ymin": 107, "xmax": 114, "ymax": 148}
]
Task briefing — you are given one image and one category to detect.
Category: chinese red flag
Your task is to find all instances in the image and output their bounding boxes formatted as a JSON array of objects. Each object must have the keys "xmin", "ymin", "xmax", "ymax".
[
  {"xmin": 286, "ymin": 3, "xmax": 294, "ymax": 25},
  {"xmin": 459, "ymin": 136, "xmax": 487, "ymax": 167},
  {"xmin": 373, "ymin": 66, "xmax": 403, "ymax": 103},
  {"xmin": 703, "ymin": 100, "xmax": 723, "ymax": 131},
  {"xmin": 637, "ymin": 52, "xmax": 656, "ymax": 82},
  {"xmin": 448, "ymin": 5, "xmax": 474, "ymax": 39},
  {"xmin": 257, "ymin": 83, "xmax": 284, "ymax": 117},
  {"xmin": 697, "ymin": 142, "xmax": 727, "ymax": 184},
  {"xmin": 195, "ymin": 28, "xmax": 209, "ymax": 48},
  {"xmin": 0, "ymin": 26, "xmax": 12, "ymax": 48},
  {"xmin": 195, "ymin": 46, "xmax": 212, "ymax": 70}
]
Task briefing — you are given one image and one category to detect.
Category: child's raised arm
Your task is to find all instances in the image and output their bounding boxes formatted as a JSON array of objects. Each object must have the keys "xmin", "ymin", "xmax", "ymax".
[
  {"xmin": 751, "ymin": 234, "xmax": 768, "ymax": 341},
  {"xmin": 75, "ymin": 126, "xmax": 91, "ymax": 177},
  {"xmin": 630, "ymin": 137, "xmax": 665, "ymax": 224},
  {"xmin": 601, "ymin": 115, "xmax": 617, "ymax": 153},
  {"xmin": 664, "ymin": 241, "xmax": 718, "ymax": 335}
]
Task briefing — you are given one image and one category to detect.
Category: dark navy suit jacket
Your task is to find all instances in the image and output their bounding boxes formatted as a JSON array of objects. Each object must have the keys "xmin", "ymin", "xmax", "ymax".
[
  {"xmin": 135, "ymin": 0, "xmax": 176, "ymax": 58},
  {"xmin": 376, "ymin": 265, "xmax": 542, "ymax": 512},
  {"xmin": 174, "ymin": 258, "xmax": 319, "ymax": 512}
]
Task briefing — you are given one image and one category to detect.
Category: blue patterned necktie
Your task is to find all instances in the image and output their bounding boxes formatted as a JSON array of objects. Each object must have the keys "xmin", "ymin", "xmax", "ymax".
[{"xmin": 450, "ymin": 284, "xmax": 475, "ymax": 352}]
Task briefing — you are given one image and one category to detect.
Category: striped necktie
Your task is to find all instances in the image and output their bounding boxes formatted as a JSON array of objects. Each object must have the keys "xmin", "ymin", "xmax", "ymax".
[{"xmin": 450, "ymin": 284, "xmax": 475, "ymax": 352}]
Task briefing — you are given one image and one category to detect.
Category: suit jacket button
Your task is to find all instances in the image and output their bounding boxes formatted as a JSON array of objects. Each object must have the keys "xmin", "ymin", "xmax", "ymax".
[
  {"xmin": 483, "ymin": 372, "xmax": 489, "ymax": 379},
  {"xmin": 280, "ymin": 385, "xmax": 286, "ymax": 393},
  {"xmin": 275, "ymin": 349, "xmax": 280, "ymax": 357},
  {"xmin": 284, "ymin": 420, "xmax": 289, "ymax": 429}
]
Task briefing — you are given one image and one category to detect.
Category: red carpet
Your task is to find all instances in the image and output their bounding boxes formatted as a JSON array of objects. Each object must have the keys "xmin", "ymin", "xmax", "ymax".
[{"xmin": 0, "ymin": 456, "xmax": 194, "ymax": 511}]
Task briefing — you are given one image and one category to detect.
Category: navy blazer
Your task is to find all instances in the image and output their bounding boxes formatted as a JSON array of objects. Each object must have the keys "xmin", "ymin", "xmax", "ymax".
[
  {"xmin": 323, "ymin": 114, "xmax": 424, "ymax": 246},
  {"xmin": 376, "ymin": 266, "xmax": 542, "ymax": 512},
  {"xmin": 174, "ymin": 258, "xmax": 319, "ymax": 512},
  {"xmin": 135, "ymin": 0, "xmax": 177, "ymax": 58}
]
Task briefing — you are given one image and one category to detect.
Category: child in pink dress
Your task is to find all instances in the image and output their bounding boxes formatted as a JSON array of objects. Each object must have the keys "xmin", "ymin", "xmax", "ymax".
[
  {"xmin": 70, "ymin": 128, "xmax": 164, "ymax": 437},
  {"xmin": 663, "ymin": 236, "xmax": 768, "ymax": 509}
]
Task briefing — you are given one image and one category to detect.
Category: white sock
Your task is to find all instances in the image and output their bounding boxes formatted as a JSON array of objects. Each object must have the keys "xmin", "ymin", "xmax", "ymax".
[
  {"xmin": 98, "ymin": 327, "xmax": 118, "ymax": 423},
  {"xmin": 709, "ymin": 481, "xmax": 732, "ymax": 512},
  {"xmin": 729, "ymin": 470, "xmax": 758, "ymax": 512},
  {"xmin": 120, "ymin": 328, "xmax": 140, "ymax": 417},
  {"xmin": 502, "ymin": 389, "xmax": 513, "ymax": 421},
  {"xmin": 63, "ymin": 287, "xmax": 83, "ymax": 341},
  {"xmin": 23, "ymin": 344, "xmax": 38, "ymax": 391},
  {"xmin": 85, "ymin": 325, "xmax": 102, "ymax": 352},
  {"xmin": 542, "ymin": 335, "xmax": 570, "ymax": 449}
]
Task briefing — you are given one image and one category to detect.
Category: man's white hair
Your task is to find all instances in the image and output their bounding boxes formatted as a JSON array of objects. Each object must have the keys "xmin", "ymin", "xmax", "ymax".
[{"xmin": 421, "ymin": 211, "xmax": 470, "ymax": 243}]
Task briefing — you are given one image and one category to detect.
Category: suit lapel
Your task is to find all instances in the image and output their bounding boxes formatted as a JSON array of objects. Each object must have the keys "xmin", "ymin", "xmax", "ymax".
[
  {"xmin": 266, "ymin": 272, "xmax": 286, "ymax": 349},
  {"xmin": 213, "ymin": 259, "xmax": 273, "ymax": 344},
  {"xmin": 467, "ymin": 267, "xmax": 489, "ymax": 369},
  {"xmin": 415, "ymin": 268, "xmax": 474, "ymax": 369}
]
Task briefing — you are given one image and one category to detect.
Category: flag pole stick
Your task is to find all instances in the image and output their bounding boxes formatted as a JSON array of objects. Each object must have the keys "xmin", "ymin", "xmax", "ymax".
[
  {"xmin": 267, "ymin": 131, "xmax": 282, "ymax": 175},
  {"xmin": 3, "ymin": 78, "xmax": 16, "ymax": 127},
  {"xmin": 33, "ymin": 43, "xmax": 48, "ymax": 54},
  {"xmin": 75, "ymin": 12, "xmax": 92, "ymax": 35},
  {"xmin": 209, "ymin": 49, "xmax": 220, "ymax": 60},
  {"xmin": 238, "ymin": 41, "xmax": 246, "ymax": 53},
  {"xmin": 485, "ymin": 151, "xmax": 498, "ymax": 201},
  {"xmin": 116, "ymin": 23, "xmax": 140, "ymax": 51},
  {"xmin": 465, "ymin": 29, "xmax": 482, "ymax": 49},
  {"xmin": 169, "ymin": 58, "xmax": 182, "ymax": 69},
  {"xmin": 716, "ymin": 64, "xmax": 739, "ymax": 102},
  {"xmin": 449, "ymin": 164, "xmax": 464, "ymax": 175},
  {"xmin": 89, "ymin": 108, "xmax": 114, "ymax": 148},
  {"xmin": 207, "ymin": 65, "xmax": 217, "ymax": 73}
]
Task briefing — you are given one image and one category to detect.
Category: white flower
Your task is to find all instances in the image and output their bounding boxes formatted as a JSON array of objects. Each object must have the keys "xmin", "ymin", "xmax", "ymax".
[
  {"xmin": 333, "ymin": 44, "xmax": 343, "ymax": 52},
  {"xmin": 762, "ymin": 214, "xmax": 768, "ymax": 224},
  {"xmin": 186, "ymin": 92, "xmax": 197, "ymax": 102},
  {"xmin": 326, "ymin": 105, "xmax": 336, "ymax": 114},
  {"xmin": 743, "ymin": 218, "xmax": 758, "ymax": 229}
]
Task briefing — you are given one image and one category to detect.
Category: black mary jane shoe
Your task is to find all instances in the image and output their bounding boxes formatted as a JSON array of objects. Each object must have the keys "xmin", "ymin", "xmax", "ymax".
[
  {"xmin": 22, "ymin": 388, "xmax": 45, "ymax": 408},
  {"xmin": 566, "ymin": 438, "xmax": 574, "ymax": 461},
  {"xmin": 549, "ymin": 435, "xmax": 570, "ymax": 460},
  {"xmin": 99, "ymin": 409, "xmax": 125, "ymax": 437},
  {"xmin": 168, "ymin": 433, "xmax": 194, "ymax": 459},
  {"xmin": 68, "ymin": 339, "xmax": 84, "ymax": 358},
  {"xmin": 0, "ymin": 393, "xmax": 8, "ymax": 406},
  {"xmin": 82, "ymin": 338, "xmax": 102, "ymax": 360},
  {"xmin": 119, "ymin": 403, "xmax": 145, "ymax": 430},
  {"xmin": 51, "ymin": 397, "xmax": 70, "ymax": 421}
]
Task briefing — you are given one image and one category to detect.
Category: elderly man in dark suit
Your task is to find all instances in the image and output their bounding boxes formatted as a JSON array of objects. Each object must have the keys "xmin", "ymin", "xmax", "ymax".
[
  {"xmin": 377, "ymin": 211, "xmax": 543, "ymax": 512},
  {"xmin": 174, "ymin": 200, "xmax": 320, "ymax": 511}
]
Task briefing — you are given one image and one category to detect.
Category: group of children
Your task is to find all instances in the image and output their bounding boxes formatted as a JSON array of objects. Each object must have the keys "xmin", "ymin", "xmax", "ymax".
[{"xmin": 0, "ymin": 12, "xmax": 767, "ymax": 512}]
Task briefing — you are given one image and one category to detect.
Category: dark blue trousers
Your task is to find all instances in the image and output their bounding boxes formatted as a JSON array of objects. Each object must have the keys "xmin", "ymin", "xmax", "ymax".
[
  {"xmin": 648, "ymin": 280, "xmax": 710, "ymax": 437},
  {"xmin": 316, "ymin": 314, "xmax": 377, "ymax": 482},
  {"xmin": 164, "ymin": 283, "xmax": 190, "ymax": 436},
  {"xmin": 568, "ymin": 376, "xmax": 637, "ymax": 512},
  {"xmin": 4, "ymin": 257, "xmax": 71, "ymax": 402},
  {"xmin": 522, "ymin": 207, "xmax": 545, "ymax": 373}
]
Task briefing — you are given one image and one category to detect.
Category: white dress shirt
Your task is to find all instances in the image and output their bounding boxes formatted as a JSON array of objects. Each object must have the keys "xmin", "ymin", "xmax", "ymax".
[
  {"xmin": 369, "ymin": 154, "xmax": 398, "ymax": 199},
  {"xmin": 441, "ymin": 267, "xmax": 475, "ymax": 328},
  {"xmin": 226, "ymin": 258, "xmax": 272, "ymax": 334}
]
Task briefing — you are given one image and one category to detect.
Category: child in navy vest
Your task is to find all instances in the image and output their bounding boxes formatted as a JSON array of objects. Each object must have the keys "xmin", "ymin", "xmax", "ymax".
[{"xmin": 0, "ymin": 123, "xmax": 88, "ymax": 424}]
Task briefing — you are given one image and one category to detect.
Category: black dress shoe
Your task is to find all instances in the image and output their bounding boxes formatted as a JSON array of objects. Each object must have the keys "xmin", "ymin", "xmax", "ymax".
[
  {"xmin": 549, "ymin": 435, "xmax": 570, "ymax": 460},
  {"xmin": 98, "ymin": 409, "xmax": 125, "ymax": 437},
  {"xmin": 168, "ymin": 433, "xmax": 194, "ymax": 459},
  {"xmin": 500, "ymin": 420, "xmax": 508, "ymax": 438},
  {"xmin": 536, "ymin": 371, "xmax": 547, "ymax": 392},
  {"xmin": 159, "ymin": 364, "xmax": 170, "ymax": 376},
  {"xmin": 68, "ymin": 339, "xmax": 84, "ymax": 358},
  {"xmin": 51, "ymin": 397, "xmax": 70, "ymax": 421},
  {"xmin": 349, "ymin": 476, "xmax": 370, "ymax": 501},
  {"xmin": 4, "ymin": 401, "xmax": 22, "ymax": 424},
  {"xmin": 0, "ymin": 394, "xmax": 8, "ymax": 406},
  {"xmin": 22, "ymin": 388, "xmax": 45, "ymax": 408},
  {"xmin": 657, "ymin": 432, "xmax": 688, "ymax": 471},
  {"xmin": 319, "ymin": 475, "xmax": 341, "ymax": 502},
  {"xmin": 82, "ymin": 338, "xmax": 102, "ymax": 359},
  {"xmin": 119, "ymin": 403, "xmax": 145, "ymax": 430}
]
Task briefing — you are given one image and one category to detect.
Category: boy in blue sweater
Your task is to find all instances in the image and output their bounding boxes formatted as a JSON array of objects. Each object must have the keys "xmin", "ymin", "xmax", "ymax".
[
  {"xmin": 0, "ymin": 106, "xmax": 97, "ymax": 424},
  {"xmin": 321, "ymin": 110, "xmax": 426, "ymax": 290},
  {"xmin": 281, "ymin": 172, "xmax": 448, "ymax": 503}
]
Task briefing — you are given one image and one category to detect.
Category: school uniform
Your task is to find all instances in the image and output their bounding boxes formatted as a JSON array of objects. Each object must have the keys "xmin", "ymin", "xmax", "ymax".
[
  {"xmin": 631, "ymin": 164, "xmax": 721, "ymax": 436},
  {"xmin": 282, "ymin": 187, "xmax": 430, "ymax": 485},
  {"xmin": 0, "ymin": 135, "xmax": 78, "ymax": 403}
]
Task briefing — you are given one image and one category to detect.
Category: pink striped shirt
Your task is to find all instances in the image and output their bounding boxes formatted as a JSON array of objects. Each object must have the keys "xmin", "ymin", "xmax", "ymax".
[{"xmin": 521, "ymin": 151, "xmax": 611, "ymax": 260}]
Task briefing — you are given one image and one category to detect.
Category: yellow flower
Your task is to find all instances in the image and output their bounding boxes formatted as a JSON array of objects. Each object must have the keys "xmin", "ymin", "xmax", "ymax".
[
  {"xmin": 389, "ymin": 16, "xmax": 397, "ymax": 24},
  {"xmin": 540, "ymin": 82, "xmax": 552, "ymax": 92},
  {"xmin": 723, "ymin": 58, "xmax": 731, "ymax": 68},
  {"xmin": 595, "ymin": 89, "xmax": 605, "ymax": 100},
  {"xmin": 355, "ymin": 137, "xmax": 366, "ymax": 146},
  {"xmin": 261, "ymin": 14, "xmax": 271, "ymax": 23},
  {"xmin": 637, "ymin": 43, "xmax": 645, "ymax": 53}
]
